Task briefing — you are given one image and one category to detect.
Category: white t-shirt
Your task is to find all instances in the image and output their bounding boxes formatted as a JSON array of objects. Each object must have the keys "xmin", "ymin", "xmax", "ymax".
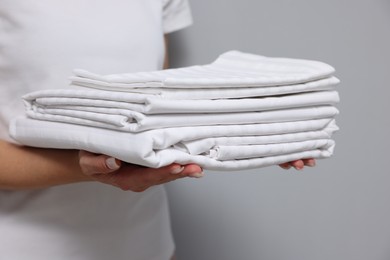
[{"xmin": 0, "ymin": 1, "xmax": 192, "ymax": 259}]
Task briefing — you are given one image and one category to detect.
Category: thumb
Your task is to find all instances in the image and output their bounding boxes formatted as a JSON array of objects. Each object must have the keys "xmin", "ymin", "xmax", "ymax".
[{"xmin": 79, "ymin": 151, "xmax": 121, "ymax": 175}]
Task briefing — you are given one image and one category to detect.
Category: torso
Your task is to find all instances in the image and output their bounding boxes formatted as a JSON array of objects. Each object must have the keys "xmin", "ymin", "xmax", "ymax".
[{"xmin": 0, "ymin": 1, "xmax": 175, "ymax": 259}]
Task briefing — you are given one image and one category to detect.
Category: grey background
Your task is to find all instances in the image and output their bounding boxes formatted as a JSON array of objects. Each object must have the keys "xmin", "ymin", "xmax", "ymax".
[{"xmin": 166, "ymin": 0, "xmax": 390, "ymax": 260}]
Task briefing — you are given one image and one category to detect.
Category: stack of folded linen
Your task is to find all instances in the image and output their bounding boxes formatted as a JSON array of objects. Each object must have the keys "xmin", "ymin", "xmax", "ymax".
[{"xmin": 10, "ymin": 51, "xmax": 340, "ymax": 170}]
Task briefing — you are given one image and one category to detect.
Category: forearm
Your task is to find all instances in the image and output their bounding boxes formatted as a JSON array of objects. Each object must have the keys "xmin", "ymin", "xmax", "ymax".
[{"xmin": 0, "ymin": 139, "xmax": 92, "ymax": 190}]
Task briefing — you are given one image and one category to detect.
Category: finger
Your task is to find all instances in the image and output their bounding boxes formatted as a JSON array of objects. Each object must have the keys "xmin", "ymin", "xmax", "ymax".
[
  {"xmin": 152, "ymin": 163, "xmax": 204, "ymax": 183},
  {"xmin": 148, "ymin": 164, "xmax": 205, "ymax": 185},
  {"xmin": 279, "ymin": 162, "xmax": 292, "ymax": 170},
  {"xmin": 291, "ymin": 160, "xmax": 304, "ymax": 170},
  {"xmin": 133, "ymin": 163, "xmax": 204, "ymax": 186},
  {"xmin": 180, "ymin": 164, "xmax": 204, "ymax": 178},
  {"xmin": 140, "ymin": 163, "xmax": 204, "ymax": 179},
  {"xmin": 130, "ymin": 163, "xmax": 187, "ymax": 184},
  {"xmin": 303, "ymin": 158, "xmax": 316, "ymax": 167},
  {"xmin": 98, "ymin": 163, "xmax": 204, "ymax": 192},
  {"xmin": 96, "ymin": 164, "xmax": 182, "ymax": 192},
  {"xmin": 79, "ymin": 150, "xmax": 121, "ymax": 175}
]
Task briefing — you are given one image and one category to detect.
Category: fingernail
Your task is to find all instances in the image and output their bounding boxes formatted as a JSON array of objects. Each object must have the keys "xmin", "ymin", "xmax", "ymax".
[
  {"xmin": 171, "ymin": 166, "xmax": 184, "ymax": 174},
  {"xmin": 106, "ymin": 157, "xmax": 120, "ymax": 170},
  {"xmin": 188, "ymin": 172, "xmax": 204, "ymax": 178},
  {"xmin": 306, "ymin": 161, "xmax": 316, "ymax": 167}
]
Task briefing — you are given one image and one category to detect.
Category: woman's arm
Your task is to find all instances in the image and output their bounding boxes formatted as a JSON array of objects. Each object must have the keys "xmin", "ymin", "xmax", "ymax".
[
  {"xmin": 0, "ymin": 140, "xmax": 90, "ymax": 190},
  {"xmin": 0, "ymin": 139, "xmax": 202, "ymax": 191},
  {"xmin": 164, "ymin": 35, "xmax": 170, "ymax": 69}
]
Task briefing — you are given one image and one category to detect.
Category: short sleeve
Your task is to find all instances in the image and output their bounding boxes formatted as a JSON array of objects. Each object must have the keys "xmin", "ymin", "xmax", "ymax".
[{"xmin": 162, "ymin": 0, "xmax": 193, "ymax": 34}]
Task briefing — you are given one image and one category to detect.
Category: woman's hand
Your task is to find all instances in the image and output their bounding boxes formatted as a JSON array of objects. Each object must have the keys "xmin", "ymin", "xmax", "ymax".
[
  {"xmin": 279, "ymin": 158, "xmax": 316, "ymax": 170},
  {"xmin": 79, "ymin": 151, "xmax": 204, "ymax": 192}
]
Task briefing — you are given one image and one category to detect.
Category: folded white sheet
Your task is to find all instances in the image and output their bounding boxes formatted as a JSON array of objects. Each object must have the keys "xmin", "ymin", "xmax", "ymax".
[
  {"xmin": 179, "ymin": 122, "xmax": 337, "ymax": 155},
  {"xmin": 72, "ymin": 75, "xmax": 340, "ymax": 100},
  {"xmin": 10, "ymin": 117, "xmax": 338, "ymax": 170},
  {"xmin": 207, "ymin": 139, "xmax": 335, "ymax": 161},
  {"xmin": 26, "ymin": 105, "xmax": 339, "ymax": 132},
  {"xmin": 24, "ymin": 89, "xmax": 339, "ymax": 114},
  {"xmin": 71, "ymin": 51, "xmax": 336, "ymax": 89}
]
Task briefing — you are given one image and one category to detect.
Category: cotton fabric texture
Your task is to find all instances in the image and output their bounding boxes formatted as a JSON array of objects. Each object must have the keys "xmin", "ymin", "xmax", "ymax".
[
  {"xmin": 0, "ymin": 1, "xmax": 191, "ymax": 259},
  {"xmin": 11, "ymin": 51, "xmax": 340, "ymax": 171}
]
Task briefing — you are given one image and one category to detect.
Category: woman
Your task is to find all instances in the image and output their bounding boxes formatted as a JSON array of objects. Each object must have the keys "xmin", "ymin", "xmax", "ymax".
[{"xmin": 0, "ymin": 1, "xmax": 314, "ymax": 259}]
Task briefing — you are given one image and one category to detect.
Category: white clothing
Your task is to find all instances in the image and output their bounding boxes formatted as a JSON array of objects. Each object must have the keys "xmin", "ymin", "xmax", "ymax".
[{"xmin": 0, "ymin": 0, "xmax": 192, "ymax": 259}]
